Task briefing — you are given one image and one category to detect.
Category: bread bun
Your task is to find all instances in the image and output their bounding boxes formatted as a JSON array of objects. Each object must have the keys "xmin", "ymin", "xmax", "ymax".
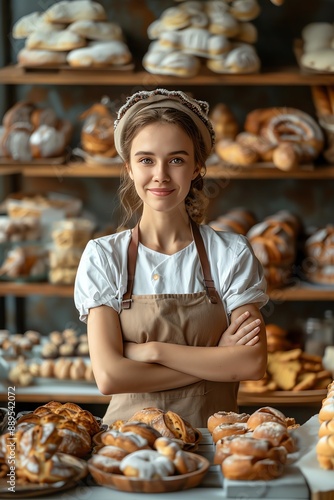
[
  {"xmin": 247, "ymin": 406, "xmax": 287, "ymax": 430},
  {"xmin": 208, "ymin": 411, "xmax": 250, "ymax": 434}
]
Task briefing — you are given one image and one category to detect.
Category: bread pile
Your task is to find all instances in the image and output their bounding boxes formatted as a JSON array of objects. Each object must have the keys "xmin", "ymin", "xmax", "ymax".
[
  {"xmin": 246, "ymin": 210, "xmax": 301, "ymax": 288},
  {"xmin": 143, "ymin": 0, "xmax": 262, "ymax": 77},
  {"xmin": 311, "ymin": 85, "xmax": 334, "ymax": 163},
  {"xmin": 0, "ymin": 216, "xmax": 41, "ymax": 243},
  {"xmin": 215, "ymin": 106, "xmax": 325, "ymax": 170},
  {"xmin": 0, "ymin": 330, "xmax": 40, "ymax": 359},
  {"xmin": 265, "ymin": 323, "xmax": 292, "ymax": 353},
  {"xmin": 49, "ymin": 218, "xmax": 94, "ymax": 285},
  {"xmin": 299, "ymin": 22, "xmax": 334, "ymax": 73},
  {"xmin": 317, "ymin": 380, "xmax": 334, "ymax": 469},
  {"xmin": 242, "ymin": 348, "xmax": 332, "ymax": 393},
  {"xmin": 0, "ymin": 244, "xmax": 48, "ymax": 281},
  {"xmin": 207, "ymin": 406, "xmax": 296, "ymax": 480},
  {"xmin": 304, "ymin": 225, "xmax": 334, "ymax": 285},
  {"xmin": 0, "ymin": 100, "xmax": 72, "ymax": 161},
  {"xmin": 89, "ymin": 412, "xmax": 201, "ymax": 480},
  {"xmin": 3, "ymin": 192, "xmax": 82, "ymax": 220},
  {"xmin": 0, "ymin": 420, "xmax": 88, "ymax": 483},
  {"xmin": 13, "ymin": 0, "xmax": 132, "ymax": 69},
  {"xmin": 41, "ymin": 328, "xmax": 89, "ymax": 358},
  {"xmin": 79, "ymin": 98, "xmax": 117, "ymax": 161},
  {"xmin": 34, "ymin": 357, "xmax": 95, "ymax": 383},
  {"xmin": 209, "ymin": 207, "xmax": 257, "ymax": 235}
]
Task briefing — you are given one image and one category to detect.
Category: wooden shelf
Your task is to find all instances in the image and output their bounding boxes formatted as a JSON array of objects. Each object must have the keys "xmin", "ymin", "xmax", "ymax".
[
  {"xmin": 1, "ymin": 162, "xmax": 334, "ymax": 179},
  {"xmin": 0, "ymin": 281, "xmax": 333, "ymax": 300},
  {"xmin": 1, "ymin": 65, "xmax": 334, "ymax": 86}
]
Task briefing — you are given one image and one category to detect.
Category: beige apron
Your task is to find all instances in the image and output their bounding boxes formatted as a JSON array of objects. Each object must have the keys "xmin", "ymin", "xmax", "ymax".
[{"xmin": 103, "ymin": 221, "xmax": 239, "ymax": 428}]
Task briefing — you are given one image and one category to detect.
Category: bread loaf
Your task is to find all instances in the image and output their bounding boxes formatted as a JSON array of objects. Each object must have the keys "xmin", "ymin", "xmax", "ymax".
[
  {"xmin": 67, "ymin": 41, "xmax": 132, "ymax": 67},
  {"xmin": 43, "ymin": 0, "xmax": 107, "ymax": 24}
]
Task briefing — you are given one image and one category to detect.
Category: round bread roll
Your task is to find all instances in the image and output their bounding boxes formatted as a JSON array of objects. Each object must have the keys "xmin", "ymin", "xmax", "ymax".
[
  {"xmin": 208, "ymin": 411, "xmax": 250, "ymax": 434},
  {"xmin": 89, "ymin": 454, "xmax": 122, "ymax": 473},
  {"xmin": 222, "ymin": 454, "xmax": 284, "ymax": 480},
  {"xmin": 319, "ymin": 419, "xmax": 334, "ymax": 437},
  {"xmin": 97, "ymin": 445, "xmax": 128, "ymax": 461},
  {"xmin": 319, "ymin": 403, "xmax": 334, "ymax": 423},
  {"xmin": 247, "ymin": 407, "xmax": 287, "ymax": 430},
  {"xmin": 212, "ymin": 422, "xmax": 248, "ymax": 443}
]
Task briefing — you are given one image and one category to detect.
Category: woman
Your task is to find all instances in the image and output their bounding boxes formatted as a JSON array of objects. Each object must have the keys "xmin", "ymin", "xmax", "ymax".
[{"xmin": 74, "ymin": 88, "xmax": 268, "ymax": 427}]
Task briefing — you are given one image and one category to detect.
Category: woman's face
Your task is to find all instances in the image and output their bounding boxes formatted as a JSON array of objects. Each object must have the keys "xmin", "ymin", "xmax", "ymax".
[{"xmin": 127, "ymin": 122, "xmax": 199, "ymax": 215}]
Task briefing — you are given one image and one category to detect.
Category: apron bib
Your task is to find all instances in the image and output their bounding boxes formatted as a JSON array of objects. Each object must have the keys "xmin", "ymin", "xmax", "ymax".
[{"xmin": 103, "ymin": 221, "xmax": 239, "ymax": 427}]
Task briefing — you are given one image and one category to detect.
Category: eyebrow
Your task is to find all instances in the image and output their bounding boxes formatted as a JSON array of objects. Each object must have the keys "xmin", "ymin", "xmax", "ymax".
[{"xmin": 134, "ymin": 150, "xmax": 190, "ymax": 156}]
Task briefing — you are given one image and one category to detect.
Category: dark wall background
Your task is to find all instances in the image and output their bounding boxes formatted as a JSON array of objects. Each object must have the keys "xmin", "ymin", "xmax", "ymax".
[{"xmin": 1, "ymin": 0, "xmax": 334, "ymax": 336}]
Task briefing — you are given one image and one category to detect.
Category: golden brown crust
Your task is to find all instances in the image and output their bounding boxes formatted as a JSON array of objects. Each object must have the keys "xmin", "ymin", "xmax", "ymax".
[{"xmin": 208, "ymin": 411, "xmax": 250, "ymax": 434}]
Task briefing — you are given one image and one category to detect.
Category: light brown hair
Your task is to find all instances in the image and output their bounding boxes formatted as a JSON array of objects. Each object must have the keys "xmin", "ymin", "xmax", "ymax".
[{"xmin": 117, "ymin": 107, "xmax": 209, "ymax": 229}]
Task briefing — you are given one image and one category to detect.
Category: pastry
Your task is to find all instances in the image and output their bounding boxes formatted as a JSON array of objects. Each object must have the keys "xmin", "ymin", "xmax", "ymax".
[
  {"xmin": 143, "ymin": 47, "xmax": 200, "ymax": 78},
  {"xmin": 30, "ymin": 125, "xmax": 66, "ymax": 158},
  {"xmin": 159, "ymin": 28, "xmax": 231, "ymax": 58},
  {"xmin": 207, "ymin": 43, "xmax": 261, "ymax": 73},
  {"xmin": 43, "ymin": 0, "xmax": 107, "ymax": 24},
  {"xmin": 120, "ymin": 450, "xmax": 175, "ymax": 479},
  {"xmin": 229, "ymin": 0, "xmax": 261, "ymax": 21},
  {"xmin": 216, "ymin": 139, "xmax": 259, "ymax": 166},
  {"xmin": 222, "ymin": 454, "xmax": 284, "ymax": 480},
  {"xmin": 26, "ymin": 30, "xmax": 86, "ymax": 51},
  {"xmin": 67, "ymin": 41, "xmax": 132, "ymax": 67},
  {"xmin": 68, "ymin": 20, "xmax": 123, "ymax": 41},
  {"xmin": 17, "ymin": 48, "xmax": 68, "ymax": 67},
  {"xmin": 12, "ymin": 12, "xmax": 66, "ymax": 39}
]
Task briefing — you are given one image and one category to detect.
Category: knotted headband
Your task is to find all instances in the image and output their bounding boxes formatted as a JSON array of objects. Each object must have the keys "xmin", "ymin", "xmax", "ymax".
[{"xmin": 114, "ymin": 88, "xmax": 215, "ymax": 160}]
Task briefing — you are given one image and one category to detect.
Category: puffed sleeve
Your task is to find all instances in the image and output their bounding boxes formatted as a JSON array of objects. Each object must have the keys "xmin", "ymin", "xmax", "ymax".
[
  {"xmin": 223, "ymin": 234, "xmax": 269, "ymax": 315},
  {"xmin": 74, "ymin": 239, "xmax": 122, "ymax": 323}
]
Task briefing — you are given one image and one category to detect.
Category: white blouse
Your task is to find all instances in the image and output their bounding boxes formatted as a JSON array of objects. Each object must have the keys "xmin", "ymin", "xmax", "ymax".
[{"xmin": 74, "ymin": 224, "xmax": 268, "ymax": 323}]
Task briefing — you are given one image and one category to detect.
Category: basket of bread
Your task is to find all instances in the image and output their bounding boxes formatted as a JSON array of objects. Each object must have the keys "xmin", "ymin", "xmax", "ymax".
[{"xmin": 88, "ymin": 406, "xmax": 208, "ymax": 493}]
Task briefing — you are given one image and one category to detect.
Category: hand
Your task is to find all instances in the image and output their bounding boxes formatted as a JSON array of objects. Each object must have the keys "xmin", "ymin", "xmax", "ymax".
[
  {"xmin": 218, "ymin": 311, "xmax": 261, "ymax": 347},
  {"xmin": 123, "ymin": 342, "xmax": 156, "ymax": 363}
]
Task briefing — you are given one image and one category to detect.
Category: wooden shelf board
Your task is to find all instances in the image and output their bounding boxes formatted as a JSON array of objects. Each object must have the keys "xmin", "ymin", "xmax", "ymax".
[
  {"xmin": 1, "ymin": 65, "xmax": 334, "ymax": 86},
  {"xmin": 0, "ymin": 282, "xmax": 333, "ymax": 300},
  {"xmin": 6, "ymin": 162, "xmax": 334, "ymax": 179}
]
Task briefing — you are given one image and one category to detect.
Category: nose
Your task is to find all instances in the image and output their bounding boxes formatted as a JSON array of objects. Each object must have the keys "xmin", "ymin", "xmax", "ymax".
[{"xmin": 153, "ymin": 162, "xmax": 170, "ymax": 183}]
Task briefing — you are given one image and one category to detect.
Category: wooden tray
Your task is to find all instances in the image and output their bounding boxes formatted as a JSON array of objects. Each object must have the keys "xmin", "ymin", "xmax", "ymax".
[
  {"xmin": 88, "ymin": 452, "xmax": 210, "ymax": 493},
  {"xmin": 238, "ymin": 388, "xmax": 327, "ymax": 405},
  {"xmin": 0, "ymin": 453, "xmax": 88, "ymax": 498}
]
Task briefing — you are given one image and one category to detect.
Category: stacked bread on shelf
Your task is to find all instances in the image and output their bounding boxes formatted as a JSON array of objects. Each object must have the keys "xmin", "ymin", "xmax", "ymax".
[
  {"xmin": 304, "ymin": 225, "xmax": 334, "ymax": 285},
  {"xmin": 316, "ymin": 380, "xmax": 334, "ymax": 469},
  {"xmin": 48, "ymin": 217, "xmax": 94, "ymax": 285},
  {"xmin": 0, "ymin": 100, "xmax": 72, "ymax": 162},
  {"xmin": 143, "ymin": 0, "xmax": 261, "ymax": 77},
  {"xmin": 241, "ymin": 338, "xmax": 333, "ymax": 393},
  {"xmin": 13, "ymin": 0, "xmax": 132, "ymax": 69},
  {"xmin": 41, "ymin": 328, "xmax": 89, "ymax": 359},
  {"xmin": 246, "ymin": 210, "xmax": 301, "ymax": 288},
  {"xmin": 208, "ymin": 406, "xmax": 296, "ymax": 480},
  {"xmin": 215, "ymin": 106, "xmax": 325, "ymax": 170},
  {"xmin": 298, "ymin": 22, "xmax": 334, "ymax": 73}
]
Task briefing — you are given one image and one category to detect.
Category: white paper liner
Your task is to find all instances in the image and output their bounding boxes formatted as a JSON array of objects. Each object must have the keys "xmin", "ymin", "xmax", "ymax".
[{"xmin": 295, "ymin": 415, "xmax": 334, "ymax": 493}]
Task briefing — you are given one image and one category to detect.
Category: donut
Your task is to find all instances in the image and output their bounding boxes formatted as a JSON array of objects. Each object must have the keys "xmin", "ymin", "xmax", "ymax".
[
  {"xmin": 207, "ymin": 411, "xmax": 250, "ymax": 434},
  {"xmin": 120, "ymin": 450, "xmax": 175, "ymax": 479},
  {"xmin": 154, "ymin": 436, "xmax": 182, "ymax": 460},
  {"xmin": 120, "ymin": 421, "xmax": 162, "ymax": 447},
  {"xmin": 222, "ymin": 454, "xmax": 284, "ymax": 480},
  {"xmin": 212, "ymin": 422, "xmax": 248, "ymax": 443},
  {"xmin": 101, "ymin": 430, "xmax": 150, "ymax": 452},
  {"xmin": 97, "ymin": 445, "xmax": 129, "ymax": 461},
  {"xmin": 247, "ymin": 406, "xmax": 287, "ymax": 430},
  {"xmin": 89, "ymin": 454, "xmax": 122, "ymax": 474},
  {"xmin": 173, "ymin": 450, "xmax": 198, "ymax": 474}
]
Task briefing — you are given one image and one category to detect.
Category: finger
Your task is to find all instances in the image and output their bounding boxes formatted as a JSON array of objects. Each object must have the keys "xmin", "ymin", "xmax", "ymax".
[
  {"xmin": 226, "ymin": 311, "xmax": 250, "ymax": 334},
  {"xmin": 245, "ymin": 335, "xmax": 259, "ymax": 346},
  {"xmin": 237, "ymin": 326, "xmax": 260, "ymax": 344},
  {"xmin": 233, "ymin": 319, "xmax": 261, "ymax": 340}
]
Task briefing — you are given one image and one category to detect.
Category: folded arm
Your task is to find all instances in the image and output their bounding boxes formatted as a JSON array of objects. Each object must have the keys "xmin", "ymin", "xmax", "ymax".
[
  {"xmin": 87, "ymin": 305, "xmax": 201, "ymax": 395},
  {"xmin": 125, "ymin": 303, "xmax": 267, "ymax": 383}
]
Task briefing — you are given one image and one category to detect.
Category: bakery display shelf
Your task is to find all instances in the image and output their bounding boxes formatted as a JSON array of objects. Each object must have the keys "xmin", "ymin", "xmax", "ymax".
[
  {"xmin": 238, "ymin": 388, "xmax": 327, "ymax": 406},
  {"xmin": 1, "ymin": 64, "xmax": 334, "ymax": 86},
  {"xmin": 6, "ymin": 162, "xmax": 334, "ymax": 180},
  {"xmin": 0, "ymin": 281, "xmax": 333, "ymax": 300}
]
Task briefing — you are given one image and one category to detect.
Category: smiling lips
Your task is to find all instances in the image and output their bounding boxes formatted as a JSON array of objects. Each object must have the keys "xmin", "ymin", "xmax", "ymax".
[{"xmin": 148, "ymin": 189, "xmax": 175, "ymax": 196}]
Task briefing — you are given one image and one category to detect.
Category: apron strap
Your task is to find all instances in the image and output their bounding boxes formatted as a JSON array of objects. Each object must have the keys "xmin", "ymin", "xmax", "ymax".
[
  {"xmin": 121, "ymin": 223, "xmax": 139, "ymax": 310},
  {"xmin": 190, "ymin": 219, "xmax": 221, "ymax": 305},
  {"xmin": 121, "ymin": 219, "xmax": 221, "ymax": 309}
]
